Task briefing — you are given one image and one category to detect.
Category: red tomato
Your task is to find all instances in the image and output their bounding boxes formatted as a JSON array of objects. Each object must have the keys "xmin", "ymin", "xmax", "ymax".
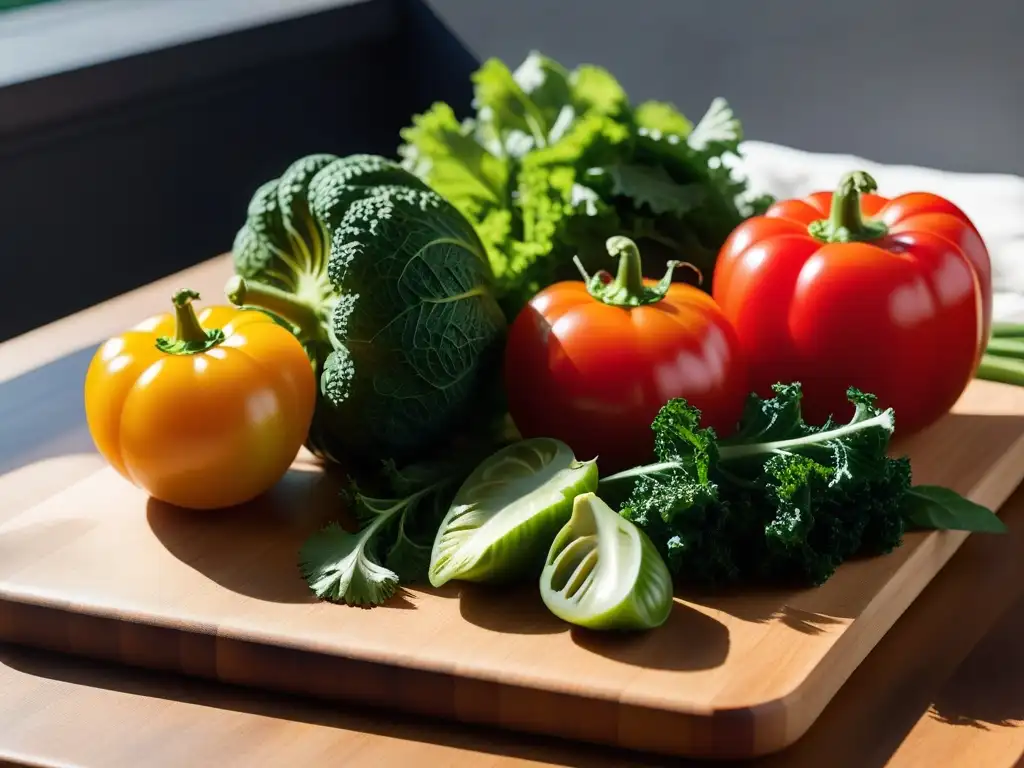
[
  {"xmin": 504, "ymin": 236, "xmax": 749, "ymax": 474},
  {"xmin": 712, "ymin": 170, "xmax": 991, "ymax": 437}
]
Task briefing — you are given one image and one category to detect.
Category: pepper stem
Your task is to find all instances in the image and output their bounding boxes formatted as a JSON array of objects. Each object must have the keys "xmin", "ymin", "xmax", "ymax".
[
  {"xmin": 154, "ymin": 289, "xmax": 225, "ymax": 355},
  {"xmin": 224, "ymin": 275, "xmax": 322, "ymax": 340},
  {"xmin": 809, "ymin": 171, "xmax": 889, "ymax": 244},
  {"xmin": 171, "ymin": 289, "xmax": 207, "ymax": 343},
  {"xmin": 581, "ymin": 236, "xmax": 682, "ymax": 308}
]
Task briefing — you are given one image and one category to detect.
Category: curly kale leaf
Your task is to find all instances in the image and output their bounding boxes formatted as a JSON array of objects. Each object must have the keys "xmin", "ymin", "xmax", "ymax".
[{"xmin": 613, "ymin": 384, "xmax": 911, "ymax": 588}]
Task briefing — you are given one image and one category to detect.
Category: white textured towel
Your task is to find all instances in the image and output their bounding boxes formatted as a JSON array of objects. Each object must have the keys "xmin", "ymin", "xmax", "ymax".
[{"xmin": 732, "ymin": 141, "xmax": 1024, "ymax": 322}]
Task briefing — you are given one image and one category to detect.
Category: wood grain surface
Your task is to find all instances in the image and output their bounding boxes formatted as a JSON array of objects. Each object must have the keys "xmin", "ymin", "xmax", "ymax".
[{"xmin": 1, "ymin": 256, "xmax": 1023, "ymax": 767}]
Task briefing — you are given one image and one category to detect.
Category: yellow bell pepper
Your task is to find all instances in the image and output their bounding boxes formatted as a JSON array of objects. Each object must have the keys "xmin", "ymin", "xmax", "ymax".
[{"xmin": 84, "ymin": 288, "xmax": 316, "ymax": 510}]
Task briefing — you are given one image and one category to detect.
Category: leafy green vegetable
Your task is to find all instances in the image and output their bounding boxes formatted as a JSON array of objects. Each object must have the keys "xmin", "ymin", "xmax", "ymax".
[
  {"xmin": 428, "ymin": 438, "xmax": 598, "ymax": 588},
  {"xmin": 606, "ymin": 383, "xmax": 1003, "ymax": 590},
  {"xmin": 299, "ymin": 450, "xmax": 491, "ymax": 606},
  {"xmin": 541, "ymin": 492, "xmax": 674, "ymax": 631},
  {"xmin": 226, "ymin": 153, "xmax": 508, "ymax": 467},
  {"xmin": 398, "ymin": 51, "xmax": 773, "ymax": 317},
  {"xmin": 902, "ymin": 486, "xmax": 1008, "ymax": 533}
]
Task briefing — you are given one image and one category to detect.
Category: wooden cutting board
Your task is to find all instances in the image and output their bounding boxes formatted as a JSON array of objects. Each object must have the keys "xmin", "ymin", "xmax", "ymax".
[{"xmin": 2, "ymin": 379, "xmax": 1024, "ymax": 761}]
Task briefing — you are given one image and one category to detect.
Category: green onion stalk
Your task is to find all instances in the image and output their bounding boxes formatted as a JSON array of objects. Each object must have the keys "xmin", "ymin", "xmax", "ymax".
[{"xmin": 976, "ymin": 322, "xmax": 1024, "ymax": 387}]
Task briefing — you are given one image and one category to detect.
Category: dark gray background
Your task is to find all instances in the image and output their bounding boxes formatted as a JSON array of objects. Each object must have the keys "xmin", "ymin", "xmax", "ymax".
[
  {"xmin": 0, "ymin": 0, "xmax": 1020, "ymax": 339},
  {"xmin": 428, "ymin": 0, "xmax": 1023, "ymax": 175}
]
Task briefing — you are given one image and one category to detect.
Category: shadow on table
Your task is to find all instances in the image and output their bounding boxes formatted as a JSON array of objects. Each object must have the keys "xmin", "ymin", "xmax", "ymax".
[
  {"xmin": 0, "ymin": 642, "xmax": 674, "ymax": 768},
  {"xmin": 928, "ymin": 591, "xmax": 1024, "ymax": 730},
  {"xmin": 752, "ymin": 478, "xmax": 1024, "ymax": 768}
]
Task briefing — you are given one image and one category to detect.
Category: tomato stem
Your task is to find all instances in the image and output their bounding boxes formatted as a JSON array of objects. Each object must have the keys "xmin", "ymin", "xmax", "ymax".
[
  {"xmin": 610, "ymin": 235, "xmax": 646, "ymax": 297},
  {"xmin": 155, "ymin": 289, "xmax": 225, "ymax": 355},
  {"xmin": 225, "ymin": 275, "xmax": 321, "ymax": 341},
  {"xmin": 809, "ymin": 171, "xmax": 888, "ymax": 244},
  {"xmin": 582, "ymin": 236, "xmax": 682, "ymax": 308}
]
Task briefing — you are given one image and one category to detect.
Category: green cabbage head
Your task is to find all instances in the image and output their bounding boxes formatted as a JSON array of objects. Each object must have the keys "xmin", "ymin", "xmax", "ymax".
[{"xmin": 226, "ymin": 153, "xmax": 508, "ymax": 467}]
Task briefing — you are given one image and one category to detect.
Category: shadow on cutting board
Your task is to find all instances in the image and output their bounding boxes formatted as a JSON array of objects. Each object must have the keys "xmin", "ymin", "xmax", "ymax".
[
  {"xmin": 145, "ymin": 462, "xmax": 349, "ymax": 605},
  {"xmin": 144, "ymin": 460, "xmax": 463, "ymax": 610},
  {"xmin": 5, "ymin": 455, "xmax": 1024, "ymax": 767},
  {"xmin": 458, "ymin": 581, "xmax": 730, "ymax": 671},
  {"xmin": 457, "ymin": 582, "xmax": 567, "ymax": 636},
  {"xmin": 570, "ymin": 603, "xmax": 730, "ymax": 672}
]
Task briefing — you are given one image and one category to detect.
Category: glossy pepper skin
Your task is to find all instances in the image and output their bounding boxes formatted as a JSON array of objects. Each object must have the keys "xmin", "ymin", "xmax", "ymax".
[
  {"xmin": 84, "ymin": 289, "xmax": 316, "ymax": 510},
  {"xmin": 504, "ymin": 236, "xmax": 748, "ymax": 474},
  {"xmin": 712, "ymin": 171, "xmax": 991, "ymax": 437}
]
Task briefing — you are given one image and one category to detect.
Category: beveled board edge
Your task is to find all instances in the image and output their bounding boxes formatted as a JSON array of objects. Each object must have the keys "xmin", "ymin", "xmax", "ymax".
[
  {"xmin": 0, "ymin": 593, "xmax": 768, "ymax": 760},
  {"xmin": 761, "ymin": 421, "xmax": 1024, "ymax": 753}
]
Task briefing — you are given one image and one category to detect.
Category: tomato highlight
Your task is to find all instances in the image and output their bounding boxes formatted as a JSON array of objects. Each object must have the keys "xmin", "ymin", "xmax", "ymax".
[{"xmin": 504, "ymin": 235, "xmax": 748, "ymax": 474}]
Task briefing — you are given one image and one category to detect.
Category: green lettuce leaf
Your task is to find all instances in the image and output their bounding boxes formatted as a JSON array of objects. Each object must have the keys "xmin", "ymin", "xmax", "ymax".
[
  {"xmin": 396, "ymin": 103, "xmax": 509, "ymax": 239},
  {"xmin": 604, "ymin": 164, "xmax": 707, "ymax": 216},
  {"xmin": 634, "ymin": 100, "xmax": 694, "ymax": 137},
  {"xmin": 397, "ymin": 51, "xmax": 773, "ymax": 319},
  {"xmin": 568, "ymin": 63, "xmax": 630, "ymax": 118}
]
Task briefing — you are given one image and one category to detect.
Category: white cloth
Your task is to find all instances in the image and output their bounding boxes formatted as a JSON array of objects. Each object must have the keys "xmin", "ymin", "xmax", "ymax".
[{"xmin": 732, "ymin": 141, "xmax": 1024, "ymax": 322}]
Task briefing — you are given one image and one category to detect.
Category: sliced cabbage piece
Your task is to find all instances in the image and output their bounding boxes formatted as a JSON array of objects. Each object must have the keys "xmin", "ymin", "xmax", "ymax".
[
  {"xmin": 540, "ymin": 492, "xmax": 674, "ymax": 631},
  {"xmin": 428, "ymin": 438, "xmax": 598, "ymax": 588}
]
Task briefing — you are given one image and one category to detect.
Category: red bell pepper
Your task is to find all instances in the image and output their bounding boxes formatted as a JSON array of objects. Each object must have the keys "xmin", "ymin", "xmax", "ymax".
[{"xmin": 711, "ymin": 170, "xmax": 991, "ymax": 436}]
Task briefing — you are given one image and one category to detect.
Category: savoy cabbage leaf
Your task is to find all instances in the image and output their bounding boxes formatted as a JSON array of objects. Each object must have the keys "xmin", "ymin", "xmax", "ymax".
[{"xmin": 229, "ymin": 154, "xmax": 508, "ymax": 469}]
